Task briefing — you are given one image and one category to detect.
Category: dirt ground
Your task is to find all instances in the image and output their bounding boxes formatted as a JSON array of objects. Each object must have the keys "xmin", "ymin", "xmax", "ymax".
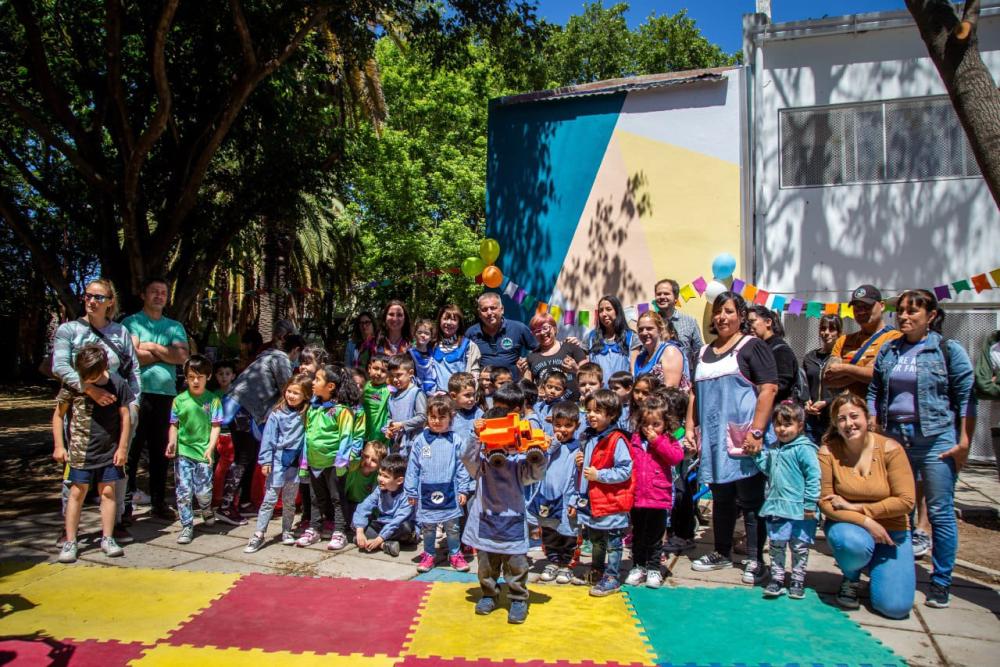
[{"xmin": 3, "ymin": 385, "xmax": 999, "ymax": 578}]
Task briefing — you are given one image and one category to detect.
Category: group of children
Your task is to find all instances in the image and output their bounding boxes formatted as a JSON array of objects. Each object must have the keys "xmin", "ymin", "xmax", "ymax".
[{"xmin": 55, "ymin": 335, "xmax": 824, "ymax": 622}]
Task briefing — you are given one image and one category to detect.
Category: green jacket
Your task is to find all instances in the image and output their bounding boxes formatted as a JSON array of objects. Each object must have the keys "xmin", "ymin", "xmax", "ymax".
[{"xmin": 974, "ymin": 331, "xmax": 1000, "ymax": 400}]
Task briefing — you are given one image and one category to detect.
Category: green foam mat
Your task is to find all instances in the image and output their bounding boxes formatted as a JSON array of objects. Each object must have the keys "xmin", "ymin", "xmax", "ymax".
[{"xmin": 625, "ymin": 585, "xmax": 904, "ymax": 667}]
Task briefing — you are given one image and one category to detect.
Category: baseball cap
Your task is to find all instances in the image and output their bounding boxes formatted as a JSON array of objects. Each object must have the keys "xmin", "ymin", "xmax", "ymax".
[{"xmin": 849, "ymin": 284, "xmax": 882, "ymax": 306}]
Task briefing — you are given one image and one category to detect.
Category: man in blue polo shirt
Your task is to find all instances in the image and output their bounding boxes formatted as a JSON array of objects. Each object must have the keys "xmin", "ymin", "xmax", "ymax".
[{"xmin": 465, "ymin": 292, "xmax": 537, "ymax": 380}]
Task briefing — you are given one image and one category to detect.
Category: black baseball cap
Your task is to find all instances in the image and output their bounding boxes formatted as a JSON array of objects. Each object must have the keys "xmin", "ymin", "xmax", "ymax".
[{"xmin": 849, "ymin": 284, "xmax": 882, "ymax": 306}]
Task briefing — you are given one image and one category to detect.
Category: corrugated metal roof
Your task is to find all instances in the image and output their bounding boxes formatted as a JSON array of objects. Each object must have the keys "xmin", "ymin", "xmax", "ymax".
[{"xmin": 492, "ymin": 66, "xmax": 737, "ymax": 106}]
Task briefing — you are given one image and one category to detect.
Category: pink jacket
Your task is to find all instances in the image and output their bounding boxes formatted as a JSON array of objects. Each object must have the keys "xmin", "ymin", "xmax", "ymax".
[{"xmin": 629, "ymin": 431, "xmax": 685, "ymax": 509}]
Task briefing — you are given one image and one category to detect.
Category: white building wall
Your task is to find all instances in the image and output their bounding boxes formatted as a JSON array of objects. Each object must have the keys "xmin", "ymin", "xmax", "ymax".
[{"xmin": 751, "ymin": 11, "xmax": 1000, "ymax": 305}]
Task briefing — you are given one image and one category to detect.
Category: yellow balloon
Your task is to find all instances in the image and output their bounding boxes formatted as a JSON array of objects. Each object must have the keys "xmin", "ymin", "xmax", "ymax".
[
  {"xmin": 480, "ymin": 238, "xmax": 501, "ymax": 265},
  {"xmin": 482, "ymin": 265, "xmax": 503, "ymax": 289}
]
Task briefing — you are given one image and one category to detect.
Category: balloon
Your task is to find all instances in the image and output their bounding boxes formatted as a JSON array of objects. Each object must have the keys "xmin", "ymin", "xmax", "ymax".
[
  {"xmin": 711, "ymin": 253, "xmax": 737, "ymax": 280},
  {"xmin": 462, "ymin": 256, "xmax": 486, "ymax": 278},
  {"xmin": 705, "ymin": 280, "xmax": 728, "ymax": 301},
  {"xmin": 482, "ymin": 265, "xmax": 503, "ymax": 289},
  {"xmin": 479, "ymin": 238, "xmax": 501, "ymax": 264}
]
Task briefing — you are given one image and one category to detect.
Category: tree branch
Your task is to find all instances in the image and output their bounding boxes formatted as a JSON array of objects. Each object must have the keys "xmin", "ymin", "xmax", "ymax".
[
  {"xmin": 0, "ymin": 140, "xmax": 82, "ymax": 218},
  {"xmin": 105, "ymin": 0, "xmax": 134, "ymax": 156},
  {"xmin": 148, "ymin": 5, "xmax": 331, "ymax": 264},
  {"xmin": 0, "ymin": 91, "xmax": 113, "ymax": 192},
  {"xmin": 230, "ymin": 0, "xmax": 258, "ymax": 69},
  {"xmin": 0, "ymin": 188, "xmax": 80, "ymax": 317}
]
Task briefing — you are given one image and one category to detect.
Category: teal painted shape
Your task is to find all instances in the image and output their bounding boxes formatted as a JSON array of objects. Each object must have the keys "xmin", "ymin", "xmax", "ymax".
[
  {"xmin": 486, "ymin": 94, "xmax": 625, "ymax": 321},
  {"xmin": 625, "ymin": 586, "xmax": 904, "ymax": 667},
  {"xmin": 413, "ymin": 569, "xmax": 480, "ymax": 583}
]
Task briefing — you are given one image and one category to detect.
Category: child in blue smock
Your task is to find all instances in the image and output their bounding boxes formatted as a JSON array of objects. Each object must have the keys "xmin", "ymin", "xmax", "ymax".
[
  {"xmin": 353, "ymin": 453, "xmax": 417, "ymax": 557},
  {"xmin": 387, "ymin": 354, "xmax": 427, "ymax": 456},
  {"xmin": 448, "ymin": 372, "xmax": 483, "ymax": 441},
  {"xmin": 405, "ymin": 395, "xmax": 473, "ymax": 573}
]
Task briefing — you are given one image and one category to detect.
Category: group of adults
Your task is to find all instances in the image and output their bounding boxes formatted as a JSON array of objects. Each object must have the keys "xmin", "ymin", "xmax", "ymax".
[
  {"xmin": 686, "ymin": 283, "xmax": 976, "ymax": 617},
  {"xmin": 54, "ymin": 274, "xmax": 981, "ymax": 619}
]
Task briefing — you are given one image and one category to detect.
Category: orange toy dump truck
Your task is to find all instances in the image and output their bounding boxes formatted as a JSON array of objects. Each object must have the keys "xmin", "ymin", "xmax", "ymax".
[{"xmin": 475, "ymin": 413, "xmax": 551, "ymax": 468}]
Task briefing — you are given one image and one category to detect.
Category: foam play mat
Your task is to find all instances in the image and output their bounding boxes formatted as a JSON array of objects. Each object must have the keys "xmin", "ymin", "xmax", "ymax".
[{"xmin": 0, "ymin": 561, "xmax": 904, "ymax": 666}]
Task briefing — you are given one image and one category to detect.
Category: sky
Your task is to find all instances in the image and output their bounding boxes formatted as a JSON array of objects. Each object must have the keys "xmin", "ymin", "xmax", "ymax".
[{"xmin": 533, "ymin": 1, "xmax": 908, "ymax": 54}]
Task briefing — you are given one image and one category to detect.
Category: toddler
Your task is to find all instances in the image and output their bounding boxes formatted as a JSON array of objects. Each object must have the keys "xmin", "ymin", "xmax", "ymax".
[
  {"xmin": 362, "ymin": 355, "xmax": 392, "ymax": 444},
  {"xmin": 463, "ymin": 406, "xmax": 547, "ymax": 624},
  {"xmin": 167, "ymin": 355, "xmax": 223, "ymax": 544},
  {"xmin": 353, "ymin": 453, "xmax": 417, "ymax": 557},
  {"xmin": 528, "ymin": 400, "xmax": 581, "ymax": 584},
  {"xmin": 387, "ymin": 354, "xmax": 427, "ymax": 455},
  {"xmin": 405, "ymin": 396, "xmax": 473, "ymax": 572},
  {"xmin": 344, "ymin": 440, "xmax": 389, "ymax": 522},
  {"xmin": 448, "ymin": 372, "xmax": 483, "ymax": 440},
  {"xmin": 245, "ymin": 374, "xmax": 312, "ymax": 552},
  {"xmin": 534, "ymin": 370, "xmax": 568, "ymax": 439},
  {"xmin": 754, "ymin": 401, "xmax": 820, "ymax": 599},
  {"xmin": 608, "ymin": 370, "xmax": 634, "ymax": 432},
  {"xmin": 477, "ymin": 365, "xmax": 496, "ymax": 410},
  {"xmin": 53, "ymin": 345, "xmax": 132, "ymax": 562},
  {"xmin": 624, "ymin": 392, "xmax": 686, "ymax": 589},
  {"xmin": 571, "ymin": 389, "xmax": 633, "ymax": 597},
  {"xmin": 409, "ymin": 319, "xmax": 440, "ymax": 394}
]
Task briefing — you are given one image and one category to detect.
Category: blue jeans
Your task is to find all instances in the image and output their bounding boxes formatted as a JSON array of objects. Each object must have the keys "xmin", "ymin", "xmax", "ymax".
[
  {"xmin": 175, "ymin": 456, "xmax": 213, "ymax": 527},
  {"xmin": 422, "ymin": 517, "xmax": 461, "ymax": 556},
  {"xmin": 886, "ymin": 422, "xmax": 958, "ymax": 588},
  {"xmin": 587, "ymin": 527, "xmax": 625, "ymax": 580},
  {"xmin": 826, "ymin": 522, "xmax": 915, "ymax": 619}
]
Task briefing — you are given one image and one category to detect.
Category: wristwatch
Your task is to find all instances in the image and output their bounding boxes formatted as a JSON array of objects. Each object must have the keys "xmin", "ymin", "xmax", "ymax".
[{"xmin": 750, "ymin": 428, "xmax": 764, "ymax": 439}]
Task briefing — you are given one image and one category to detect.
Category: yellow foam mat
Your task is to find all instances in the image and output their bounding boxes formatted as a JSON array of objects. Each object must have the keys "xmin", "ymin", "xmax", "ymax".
[
  {"xmin": 0, "ymin": 564, "xmax": 238, "ymax": 644},
  {"xmin": 406, "ymin": 581, "xmax": 655, "ymax": 665},
  {"xmin": 131, "ymin": 645, "xmax": 399, "ymax": 666}
]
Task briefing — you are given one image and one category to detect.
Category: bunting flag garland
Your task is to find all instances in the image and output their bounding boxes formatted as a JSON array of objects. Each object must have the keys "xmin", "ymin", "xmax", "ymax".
[{"xmin": 489, "ymin": 264, "xmax": 1000, "ymax": 328}]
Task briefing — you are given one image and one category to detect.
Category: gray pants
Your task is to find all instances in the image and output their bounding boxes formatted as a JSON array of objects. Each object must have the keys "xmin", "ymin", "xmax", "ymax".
[
  {"xmin": 770, "ymin": 539, "xmax": 810, "ymax": 583},
  {"xmin": 256, "ymin": 480, "xmax": 298, "ymax": 535},
  {"xmin": 477, "ymin": 551, "xmax": 530, "ymax": 601}
]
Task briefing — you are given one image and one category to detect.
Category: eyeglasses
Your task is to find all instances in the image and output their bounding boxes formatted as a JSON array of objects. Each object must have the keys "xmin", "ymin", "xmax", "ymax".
[
  {"xmin": 359, "ymin": 320, "xmax": 373, "ymax": 326},
  {"xmin": 83, "ymin": 293, "xmax": 110, "ymax": 303}
]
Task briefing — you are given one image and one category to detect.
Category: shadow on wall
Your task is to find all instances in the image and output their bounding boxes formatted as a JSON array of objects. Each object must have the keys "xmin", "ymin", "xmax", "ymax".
[{"xmin": 559, "ymin": 171, "xmax": 652, "ymax": 308}]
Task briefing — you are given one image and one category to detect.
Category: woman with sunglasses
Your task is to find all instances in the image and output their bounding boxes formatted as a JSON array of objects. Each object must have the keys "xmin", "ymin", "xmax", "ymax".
[{"xmin": 51, "ymin": 278, "xmax": 141, "ymax": 531}]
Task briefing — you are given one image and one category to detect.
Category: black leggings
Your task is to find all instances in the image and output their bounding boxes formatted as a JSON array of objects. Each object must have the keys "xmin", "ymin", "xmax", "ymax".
[
  {"xmin": 630, "ymin": 507, "xmax": 667, "ymax": 569},
  {"xmin": 670, "ymin": 465, "xmax": 697, "ymax": 540},
  {"xmin": 710, "ymin": 473, "xmax": 766, "ymax": 562},
  {"xmin": 127, "ymin": 393, "xmax": 173, "ymax": 508}
]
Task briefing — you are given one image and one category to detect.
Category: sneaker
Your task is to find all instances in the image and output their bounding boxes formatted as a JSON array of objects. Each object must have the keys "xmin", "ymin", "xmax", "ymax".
[
  {"xmin": 101, "ymin": 536, "xmax": 124, "ymax": 557},
  {"xmin": 296, "ymin": 528, "xmax": 320, "ymax": 547},
  {"xmin": 244, "ymin": 532, "xmax": 265, "ymax": 553},
  {"xmin": 763, "ymin": 579, "xmax": 786, "ymax": 598},
  {"xmin": 176, "ymin": 525, "xmax": 194, "ymax": 545},
  {"xmin": 58, "ymin": 540, "xmax": 78, "ymax": 563},
  {"xmin": 238, "ymin": 501, "xmax": 257, "ymax": 515},
  {"xmin": 555, "ymin": 567, "xmax": 573, "ymax": 585},
  {"xmin": 202, "ymin": 509, "xmax": 216, "ymax": 526},
  {"xmin": 449, "ymin": 553, "xmax": 471, "ymax": 572},
  {"xmin": 691, "ymin": 551, "xmax": 733, "ymax": 572},
  {"xmin": 580, "ymin": 539, "xmax": 592, "ymax": 555},
  {"xmin": 508, "ymin": 599, "xmax": 528, "ymax": 624},
  {"xmin": 475, "ymin": 596, "xmax": 497, "ymax": 615},
  {"xmin": 741, "ymin": 560, "xmax": 767, "ymax": 585},
  {"xmin": 132, "ymin": 489, "xmax": 152, "ymax": 506},
  {"xmin": 540, "ymin": 563, "xmax": 559, "ymax": 582},
  {"xmin": 327, "ymin": 532, "xmax": 347, "ymax": 551},
  {"xmin": 789, "ymin": 579, "xmax": 806, "ymax": 600},
  {"xmin": 572, "ymin": 569, "xmax": 602, "ymax": 586},
  {"xmin": 150, "ymin": 504, "xmax": 176, "ymax": 521},
  {"xmin": 662, "ymin": 536, "xmax": 696, "ymax": 554},
  {"xmin": 925, "ymin": 583, "xmax": 950, "ymax": 608},
  {"xmin": 912, "ymin": 530, "xmax": 931, "ymax": 559},
  {"xmin": 836, "ymin": 578, "xmax": 861, "ymax": 610},
  {"xmin": 281, "ymin": 531, "xmax": 297, "ymax": 546},
  {"xmin": 382, "ymin": 540, "xmax": 401, "ymax": 557},
  {"xmin": 646, "ymin": 569, "xmax": 664, "ymax": 589},
  {"xmin": 416, "ymin": 552, "xmax": 436, "ymax": 573},
  {"xmin": 589, "ymin": 574, "xmax": 622, "ymax": 597},
  {"xmin": 625, "ymin": 566, "xmax": 647, "ymax": 586},
  {"xmin": 216, "ymin": 505, "xmax": 247, "ymax": 526}
]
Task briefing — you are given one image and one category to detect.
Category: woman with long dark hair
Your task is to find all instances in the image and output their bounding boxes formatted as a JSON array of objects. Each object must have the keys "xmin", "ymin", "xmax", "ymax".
[
  {"xmin": 373, "ymin": 300, "xmax": 412, "ymax": 357},
  {"xmin": 431, "ymin": 303, "xmax": 481, "ymax": 393},
  {"xmin": 345, "ymin": 312, "xmax": 376, "ymax": 368},
  {"xmin": 583, "ymin": 295, "xmax": 639, "ymax": 385}
]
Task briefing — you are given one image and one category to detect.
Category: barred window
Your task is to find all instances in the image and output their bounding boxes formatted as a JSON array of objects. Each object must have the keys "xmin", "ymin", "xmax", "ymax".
[{"xmin": 779, "ymin": 96, "xmax": 980, "ymax": 188}]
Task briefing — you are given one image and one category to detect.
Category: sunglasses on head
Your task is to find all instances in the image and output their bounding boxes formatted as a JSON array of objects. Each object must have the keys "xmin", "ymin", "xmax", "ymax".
[{"xmin": 83, "ymin": 293, "xmax": 109, "ymax": 303}]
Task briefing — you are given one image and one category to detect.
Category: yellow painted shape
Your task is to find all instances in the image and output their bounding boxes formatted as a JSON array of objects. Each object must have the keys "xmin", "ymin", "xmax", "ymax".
[
  {"xmin": 132, "ymin": 645, "xmax": 398, "ymax": 666},
  {"xmin": 614, "ymin": 129, "xmax": 741, "ymax": 332},
  {"xmin": 406, "ymin": 581, "xmax": 655, "ymax": 665},
  {"xmin": 0, "ymin": 563, "xmax": 238, "ymax": 644}
]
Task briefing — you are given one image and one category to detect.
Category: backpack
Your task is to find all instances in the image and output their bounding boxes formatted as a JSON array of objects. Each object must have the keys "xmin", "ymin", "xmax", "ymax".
[{"xmin": 792, "ymin": 365, "xmax": 811, "ymax": 405}]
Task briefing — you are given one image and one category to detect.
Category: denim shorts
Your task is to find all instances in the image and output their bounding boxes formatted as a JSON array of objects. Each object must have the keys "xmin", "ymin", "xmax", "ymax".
[{"xmin": 67, "ymin": 464, "xmax": 125, "ymax": 485}]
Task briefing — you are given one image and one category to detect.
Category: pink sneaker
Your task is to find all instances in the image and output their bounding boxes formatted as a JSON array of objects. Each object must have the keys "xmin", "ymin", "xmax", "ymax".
[
  {"xmin": 416, "ymin": 552, "xmax": 436, "ymax": 573},
  {"xmin": 327, "ymin": 532, "xmax": 347, "ymax": 551},
  {"xmin": 295, "ymin": 528, "xmax": 319, "ymax": 547},
  {"xmin": 449, "ymin": 553, "xmax": 470, "ymax": 572}
]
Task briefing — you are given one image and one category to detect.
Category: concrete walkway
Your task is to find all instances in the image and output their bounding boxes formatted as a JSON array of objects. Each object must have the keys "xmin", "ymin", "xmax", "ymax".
[{"xmin": 2, "ymin": 501, "xmax": 998, "ymax": 667}]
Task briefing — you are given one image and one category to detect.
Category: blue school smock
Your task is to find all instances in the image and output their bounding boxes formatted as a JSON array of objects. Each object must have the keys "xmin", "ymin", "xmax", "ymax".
[
  {"xmin": 404, "ymin": 429, "xmax": 472, "ymax": 525},
  {"xmin": 527, "ymin": 438, "xmax": 580, "ymax": 537}
]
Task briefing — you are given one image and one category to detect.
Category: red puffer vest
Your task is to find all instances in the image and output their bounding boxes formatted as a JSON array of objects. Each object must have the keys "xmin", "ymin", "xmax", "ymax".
[{"xmin": 586, "ymin": 429, "xmax": 635, "ymax": 517}]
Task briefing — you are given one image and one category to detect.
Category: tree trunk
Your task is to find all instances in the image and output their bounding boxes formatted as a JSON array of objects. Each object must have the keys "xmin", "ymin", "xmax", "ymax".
[{"xmin": 907, "ymin": 0, "xmax": 1000, "ymax": 208}]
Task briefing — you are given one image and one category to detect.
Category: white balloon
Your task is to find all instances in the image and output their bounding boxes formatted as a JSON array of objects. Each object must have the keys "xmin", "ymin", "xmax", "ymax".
[{"xmin": 704, "ymin": 280, "xmax": 727, "ymax": 301}]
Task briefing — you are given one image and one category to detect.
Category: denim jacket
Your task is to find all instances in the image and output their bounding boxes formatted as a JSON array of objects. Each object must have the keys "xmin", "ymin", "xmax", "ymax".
[{"xmin": 868, "ymin": 331, "xmax": 977, "ymax": 438}]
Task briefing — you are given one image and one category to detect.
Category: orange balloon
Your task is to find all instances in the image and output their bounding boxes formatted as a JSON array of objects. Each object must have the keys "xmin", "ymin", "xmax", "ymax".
[{"xmin": 482, "ymin": 266, "xmax": 503, "ymax": 289}]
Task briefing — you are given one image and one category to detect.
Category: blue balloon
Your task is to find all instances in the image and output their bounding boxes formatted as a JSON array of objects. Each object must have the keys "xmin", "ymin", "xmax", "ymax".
[{"xmin": 711, "ymin": 253, "xmax": 737, "ymax": 280}]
